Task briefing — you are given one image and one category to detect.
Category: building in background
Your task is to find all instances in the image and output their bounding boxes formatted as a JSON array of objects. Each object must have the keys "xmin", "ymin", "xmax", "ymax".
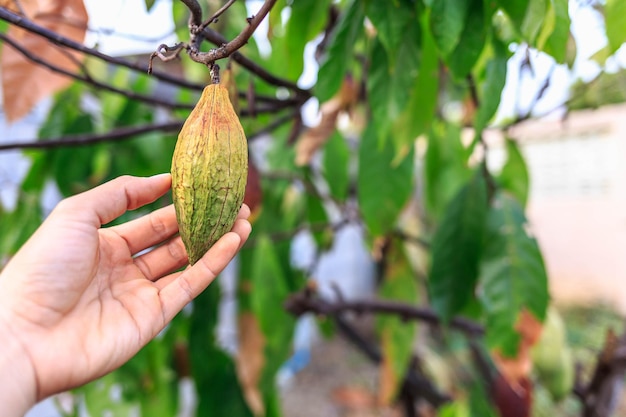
[{"xmin": 488, "ymin": 103, "xmax": 626, "ymax": 313}]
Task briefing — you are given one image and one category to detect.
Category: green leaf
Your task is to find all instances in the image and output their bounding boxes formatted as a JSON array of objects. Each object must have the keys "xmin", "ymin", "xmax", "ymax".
[
  {"xmin": 367, "ymin": 24, "xmax": 421, "ymax": 139},
  {"xmin": 81, "ymin": 374, "xmax": 138, "ymax": 416},
  {"xmin": 429, "ymin": 0, "xmax": 470, "ymax": 56},
  {"xmin": 479, "ymin": 193, "xmax": 549, "ymax": 356},
  {"xmin": 423, "ymin": 122, "xmax": 472, "ymax": 220},
  {"xmin": 316, "ymin": 0, "xmax": 364, "ymax": 102},
  {"xmin": 0, "ymin": 193, "xmax": 42, "ymax": 258},
  {"xmin": 497, "ymin": 0, "xmax": 528, "ymax": 31},
  {"xmin": 474, "ymin": 37, "xmax": 508, "ymax": 133},
  {"xmin": 189, "ymin": 284, "xmax": 254, "ymax": 417},
  {"xmin": 364, "ymin": 0, "xmax": 415, "ymax": 59},
  {"xmin": 498, "ymin": 138, "xmax": 529, "ymax": 207},
  {"xmin": 428, "ymin": 172, "xmax": 488, "ymax": 321},
  {"xmin": 377, "ymin": 241, "xmax": 419, "ymax": 401},
  {"xmin": 285, "ymin": 0, "xmax": 332, "ymax": 80},
  {"xmin": 537, "ymin": 0, "xmax": 570, "ymax": 64},
  {"xmin": 322, "ymin": 131, "xmax": 351, "ymax": 202},
  {"xmin": 393, "ymin": 10, "xmax": 439, "ymax": 148},
  {"xmin": 251, "ymin": 235, "xmax": 297, "ymax": 403},
  {"xmin": 446, "ymin": 0, "xmax": 488, "ymax": 79},
  {"xmin": 251, "ymin": 235, "xmax": 296, "ymax": 349},
  {"xmin": 144, "ymin": 0, "xmax": 156, "ymax": 12},
  {"xmin": 605, "ymin": 0, "xmax": 626, "ymax": 56},
  {"xmin": 521, "ymin": 0, "xmax": 547, "ymax": 43},
  {"xmin": 304, "ymin": 180, "xmax": 330, "ymax": 247},
  {"xmin": 357, "ymin": 125, "xmax": 415, "ymax": 237}
]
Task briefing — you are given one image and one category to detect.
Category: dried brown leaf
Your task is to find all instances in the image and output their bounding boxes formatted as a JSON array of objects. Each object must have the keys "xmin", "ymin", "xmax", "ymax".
[
  {"xmin": 493, "ymin": 309, "xmax": 543, "ymax": 393},
  {"xmin": 235, "ymin": 312, "xmax": 266, "ymax": 416},
  {"xmin": 295, "ymin": 76, "xmax": 358, "ymax": 166},
  {"xmin": 0, "ymin": 0, "xmax": 20, "ymax": 11},
  {"xmin": 1, "ymin": 0, "xmax": 88, "ymax": 122}
]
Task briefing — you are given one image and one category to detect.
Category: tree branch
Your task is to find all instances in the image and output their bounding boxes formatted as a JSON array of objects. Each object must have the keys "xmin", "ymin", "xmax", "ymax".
[
  {"xmin": 186, "ymin": 0, "xmax": 278, "ymax": 66},
  {"xmin": 0, "ymin": 32, "xmax": 194, "ymax": 110},
  {"xmin": 179, "ymin": 0, "xmax": 203, "ymax": 26},
  {"xmin": 199, "ymin": 0, "xmax": 238, "ymax": 31},
  {"xmin": 201, "ymin": 27, "xmax": 309, "ymax": 95},
  {"xmin": 0, "ymin": 109, "xmax": 295, "ymax": 151},
  {"xmin": 0, "ymin": 7, "xmax": 206, "ymax": 91},
  {"xmin": 284, "ymin": 290, "xmax": 485, "ymax": 337},
  {"xmin": 0, "ymin": 121, "xmax": 184, "ymax": 151}
]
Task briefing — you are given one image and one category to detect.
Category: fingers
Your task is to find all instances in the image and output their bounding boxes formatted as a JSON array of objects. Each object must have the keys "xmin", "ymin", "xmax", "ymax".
[
  {"xmin": 238, "ymin": 203, "xmax": 251, "ymax": 221},
  {"xmin": 111, "ymin": 205, "xmax": 179, "ymax": 255},
  {"xmin": 157, "ymin": 216, "xmax": 252, "ymax": 323},
  {"xmin": 134, "ymin": 236, "xmax": 188, "ymax": 281},
  {"xmin": 133, "ymin": 204, "xmax": 251, "ymax": 281},
  {"xmin": 53, "ymin": 174, "xmax": 172, "ymax": 228}
]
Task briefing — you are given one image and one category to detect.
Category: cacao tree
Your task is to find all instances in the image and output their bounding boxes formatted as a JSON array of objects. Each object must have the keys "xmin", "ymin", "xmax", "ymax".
[{"xmin": 0, "ymin": 0, "xmax": 625, "ymax": 416}]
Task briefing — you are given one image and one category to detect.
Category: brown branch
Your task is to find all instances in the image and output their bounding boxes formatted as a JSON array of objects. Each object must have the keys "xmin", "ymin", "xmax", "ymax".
[
  {"xmin": 179, "ymin": 0, "xmax": 203, "ymax": 27},
  {"xmin": 0, "ymin": 31, "xmax": 301, "ymax": 118},
  {"xmin": 199, "ymin": 0, "xmax": 238, "ymax": 31},
  {"xmin": 0, "ymin": 108, "xmax": 296, "ymax": 151},
  {"xmin": 200, "ymin": 27, "xmax": 309, "ymax": 95},
  {"xmin": 0, "ymin": 7, "xmax": 206, "ymax": 91},
  {"xmin": 0, "ymin": 121, "xmax": 184, "ymax": 151},
  {"xmin": 0, "ymin": 32, "xmax": 194, "ymax": 110},
  {"xmin": 284, "ymin": 290, "xmax": 485, "ymax": 337},
  {"xmin": 247, "ymin": 110, "xmax": 300, "ymax": 141},
  {"xmin": 186, "ymin": 0, "xmax": 277, "ymax": 65}
]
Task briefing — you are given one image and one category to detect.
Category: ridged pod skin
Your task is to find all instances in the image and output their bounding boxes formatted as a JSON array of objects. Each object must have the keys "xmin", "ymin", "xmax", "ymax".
[{"xmin": 171, "ymin": 83, "xmax": 248, "ymax": 265}]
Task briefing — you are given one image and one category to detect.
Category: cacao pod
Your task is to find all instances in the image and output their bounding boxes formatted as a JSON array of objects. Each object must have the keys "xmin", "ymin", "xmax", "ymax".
[{"xmin": 171, "ymin": 82, "xmax": 248, "ymax": 265}]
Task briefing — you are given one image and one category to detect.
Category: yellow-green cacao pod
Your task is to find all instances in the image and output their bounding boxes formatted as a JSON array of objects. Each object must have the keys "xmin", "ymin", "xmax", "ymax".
[{"xmin": 171, "ymin": 83, "xmax": 248, "ymax": 265}]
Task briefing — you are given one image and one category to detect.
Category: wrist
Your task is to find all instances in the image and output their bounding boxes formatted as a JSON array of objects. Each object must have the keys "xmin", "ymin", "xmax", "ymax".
[{"xmin": 0, "ymin": 311, "xmax": 37, "ymax": 416}]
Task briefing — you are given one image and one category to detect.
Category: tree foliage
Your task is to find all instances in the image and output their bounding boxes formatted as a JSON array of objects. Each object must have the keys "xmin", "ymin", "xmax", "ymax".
[{"xmin": 1, "ymin": 0, "xmax": 625, "ymax": 416}]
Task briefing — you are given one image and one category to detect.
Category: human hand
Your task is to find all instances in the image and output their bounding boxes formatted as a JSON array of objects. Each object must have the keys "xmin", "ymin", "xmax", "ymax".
[{"xmin": 0, "ymin": 174, "xmax": 251, "ymax": 415}]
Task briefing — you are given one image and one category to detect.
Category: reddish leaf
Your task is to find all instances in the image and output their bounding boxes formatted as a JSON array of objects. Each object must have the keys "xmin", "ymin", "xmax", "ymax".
[
  {"xmin": 491, "ymin": 309, "xmax": 542, "ymax": 417},
  {"xmin": 1, "ymin": 0, "xmax": 88, "ymax": 121}
]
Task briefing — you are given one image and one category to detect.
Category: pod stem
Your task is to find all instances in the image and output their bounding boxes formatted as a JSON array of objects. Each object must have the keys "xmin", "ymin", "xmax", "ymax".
[{"xmin": 210, "ymin": 63, "xmax": 221, "ymax": 84}]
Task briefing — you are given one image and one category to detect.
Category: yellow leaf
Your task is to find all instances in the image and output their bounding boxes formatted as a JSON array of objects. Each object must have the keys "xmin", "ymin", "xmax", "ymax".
[{"xmin": 1, "ymin": 0, "xmax": 88, "ymax": 122}]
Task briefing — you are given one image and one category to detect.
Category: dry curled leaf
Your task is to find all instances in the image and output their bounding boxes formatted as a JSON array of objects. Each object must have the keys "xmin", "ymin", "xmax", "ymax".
[
  {"xmin": 493, "ymin": 309, "xmax": 543, "ymax": 389},
  {"xmin": 1, "ymin": 0, "xmax": 88, "ymax": 122},
  {"xmin": 295, "ymin": 76, "xmax": 358, "ymax": 166},
  {"xmin": 491, "ymin": 309, "xmax": 543, "ymax": 417}
]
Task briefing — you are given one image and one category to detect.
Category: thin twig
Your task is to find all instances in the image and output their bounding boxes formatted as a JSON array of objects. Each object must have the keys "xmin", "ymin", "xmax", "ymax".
[
  {"xmin": 199, "ymin": 0, "xmax": 238, "ymax": 31},
  {"xmin": 0, "ymin": 121, "xmax": 184, "ymax": 151},
  {"xmin": 186, "ymin": 0, "xmax": 278, "ymax": 66},
  {"xmin": 0, "ymin": 31, "xmax": 301, "ymax": 117},
  {"xmin": 202, "ymin": 27, "xmax": 308, "ymax": 95},
  {"xmin": 247, "ymin": 110, "xmax": 300, "ymax": 141},
  {"xmin": 0, "ymin": 108, "xmax": 297, "ymax": 151},
  {"xmin": 0, "ymin": 7, "xmax": 205, "ymax": 91},
  {"xmin": 0, "ymin": 32, "xmax": 194, "ymax": 110}
]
